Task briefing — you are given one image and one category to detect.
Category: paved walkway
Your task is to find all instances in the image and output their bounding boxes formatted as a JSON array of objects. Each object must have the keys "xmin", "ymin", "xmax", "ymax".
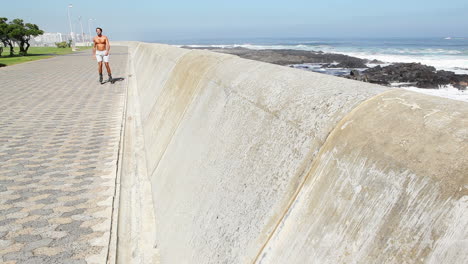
[{"xmin": 0, "ymin": 47, "xmax": 128, "ymax": 263}]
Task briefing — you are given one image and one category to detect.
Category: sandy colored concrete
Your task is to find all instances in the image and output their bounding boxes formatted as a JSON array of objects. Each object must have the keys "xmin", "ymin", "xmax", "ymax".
[
  {"xmin": 121, "ymin": 42, "xmax": 467, "ymax": 263},
  {"xmin": 257, "ymin": 90, "xmax": 468, "ymax": 264},
  {"xmin": 117, "ymin": 46, "xmax": 160, "ymax": 264}
]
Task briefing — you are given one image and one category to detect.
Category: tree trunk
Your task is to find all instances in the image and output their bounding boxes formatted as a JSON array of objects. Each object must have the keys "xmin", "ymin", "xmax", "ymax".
[
  {"xmin": 8, "ymin": 41, "xmax": 14, "ymax": 56},
  {"xmin": 25, "ymin": 41, "xmax": 30, "ymax": 54},
  {"xmin": 19, "ymin": 40, "xmax": 26, "ymax": 56},
  {"xmin": 24, "ymin": 37, "xmax": 31, "ymax": 54}
]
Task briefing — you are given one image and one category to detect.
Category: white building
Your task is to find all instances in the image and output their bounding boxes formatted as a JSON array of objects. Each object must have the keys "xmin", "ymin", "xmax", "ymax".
[
  {"xmin": 31, "ymin": 32, "xmax": 92, "ymax": 47},
  {"xmin": 34, "ymin": 33, "xmax": 64, "ymax": 46}
]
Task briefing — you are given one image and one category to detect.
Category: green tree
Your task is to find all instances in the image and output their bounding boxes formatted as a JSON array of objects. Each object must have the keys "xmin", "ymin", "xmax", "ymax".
[
  {"xmin": 8, "ymin": 19, "xmax": 44, "ymax": 55},
  {"xmin": 0, "ymin": 17, "xmax": 15, "ymax": 56}
]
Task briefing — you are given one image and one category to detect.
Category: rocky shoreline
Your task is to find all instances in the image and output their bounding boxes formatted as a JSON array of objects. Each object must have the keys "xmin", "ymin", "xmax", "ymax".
[
  {"xmin": 347, "ymin": 63, "xmax": 468, "ymax": 89},
  {"xmin": 185, "ymin": 46, "xmax": 468, "ymax": 90}
]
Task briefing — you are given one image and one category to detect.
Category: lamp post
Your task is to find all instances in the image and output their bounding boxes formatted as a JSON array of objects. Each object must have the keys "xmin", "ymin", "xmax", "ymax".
[
  {"xmin": 78, "ymin": 16, "xmax": 84, "ymax": 46},
  {"xmin": 88, "ymin": 18, "xmax": 95, "ymax": 46},
  {"xmin": 67, "ymin": 4, "xmax": 76, "ymax": 51}
]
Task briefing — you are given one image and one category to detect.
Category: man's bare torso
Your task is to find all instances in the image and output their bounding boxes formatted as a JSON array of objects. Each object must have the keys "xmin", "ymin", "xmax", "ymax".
[{"xmin": 93, "ymin": 35, "xmax": 108, "ymax": 51}]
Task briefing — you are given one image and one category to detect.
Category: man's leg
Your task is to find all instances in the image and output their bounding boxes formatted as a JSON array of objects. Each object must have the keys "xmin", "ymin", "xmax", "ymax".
[
  {"xmin": 104, "ymin": 62, "xmax": 112, "ymax": 81},
  {"xmin": 98, "ymin": 61, "xmax": 103, "ymax": 83},
  {"xmin": 104, "ymin": 55, "xmax": 113, "ymax": 82}
]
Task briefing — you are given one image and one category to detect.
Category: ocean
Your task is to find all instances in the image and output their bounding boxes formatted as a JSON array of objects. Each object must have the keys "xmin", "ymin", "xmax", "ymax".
[{"xmin": 157, "ymin": 37, "xmax": 468, "ymax": 102}]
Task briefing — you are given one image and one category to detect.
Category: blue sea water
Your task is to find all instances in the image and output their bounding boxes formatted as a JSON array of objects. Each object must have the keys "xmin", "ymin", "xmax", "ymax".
[{"xmin": 157, "ymin": 37, "xmax": 468, "ymax": 74}]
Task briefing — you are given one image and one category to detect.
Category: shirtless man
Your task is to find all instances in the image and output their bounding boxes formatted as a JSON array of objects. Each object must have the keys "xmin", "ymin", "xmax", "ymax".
[{"xmin": 93, "ymin": 27, "xmax": 112, "ymax": 84}]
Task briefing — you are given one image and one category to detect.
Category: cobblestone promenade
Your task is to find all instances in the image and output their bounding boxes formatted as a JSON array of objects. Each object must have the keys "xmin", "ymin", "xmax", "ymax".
[{"xmin": 0, "ymin": 47, "xmax": 128, "ymax": 263}]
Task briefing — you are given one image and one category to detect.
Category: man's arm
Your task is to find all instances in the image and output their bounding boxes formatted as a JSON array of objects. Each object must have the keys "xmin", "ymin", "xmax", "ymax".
[{"xmin": 105, "ymin": 37, "xmax": 110, "ymax": 55}]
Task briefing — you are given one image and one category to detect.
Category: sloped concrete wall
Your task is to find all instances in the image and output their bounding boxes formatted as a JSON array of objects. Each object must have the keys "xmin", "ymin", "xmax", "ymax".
[{"xmin": 124, "ymin": 42, "xmax": 468, "ymax": 263}]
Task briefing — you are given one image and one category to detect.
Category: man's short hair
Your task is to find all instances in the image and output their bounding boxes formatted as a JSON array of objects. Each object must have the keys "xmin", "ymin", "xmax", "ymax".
[{"xmin": 96, "ymin": 27, "xmax": 103, "ymax": 32}]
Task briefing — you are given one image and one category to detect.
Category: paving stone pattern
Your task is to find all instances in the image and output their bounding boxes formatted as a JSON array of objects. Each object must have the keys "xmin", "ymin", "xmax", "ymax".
[{"xmin": 0, "ymin": 47, "xmax": 128, "ymax": 263}]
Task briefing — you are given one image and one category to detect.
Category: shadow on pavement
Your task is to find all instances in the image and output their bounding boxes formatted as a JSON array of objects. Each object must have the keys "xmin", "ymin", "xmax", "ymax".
[{"xmin": 112, "ymin": 77, "xmax": 125, "ymax": 83}]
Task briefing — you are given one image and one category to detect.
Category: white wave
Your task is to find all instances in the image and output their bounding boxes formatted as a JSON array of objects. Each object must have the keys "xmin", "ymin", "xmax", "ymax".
[
  {"xmin": 385, "ymin": 48, "xmax": 463, "ymax": 55},
  {"xmin": 366, "ymin": 63, "xmax": 392, "ymax": 68},
  {"xmin": 403, "ymin": 85, "xmax": 468, "ymax": 103},
  {"xmin": 181, "ymin": 43, "xmax": 468, "ymax": 74},
  {"xmin": 183, "ymin": 44, "xmax": 465, "ymax": 55},
  {"xmin": 334, "ymin": 51, "xmax": 468, "ymax": 74}
]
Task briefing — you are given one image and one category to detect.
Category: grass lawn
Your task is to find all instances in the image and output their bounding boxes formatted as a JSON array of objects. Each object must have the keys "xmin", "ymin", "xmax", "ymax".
[{"xmin": 0, "ymin": 46, "xmax": 92, "ymax": 67}]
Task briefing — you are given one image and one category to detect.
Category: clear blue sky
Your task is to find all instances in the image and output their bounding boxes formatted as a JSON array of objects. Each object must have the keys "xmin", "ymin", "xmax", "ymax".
[{"xmin": 3, "ymin": 0, "xmax": 467, "ymax": 41}]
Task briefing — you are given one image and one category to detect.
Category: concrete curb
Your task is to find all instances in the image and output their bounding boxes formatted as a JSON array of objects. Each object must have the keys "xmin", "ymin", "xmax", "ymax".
[
  {"xmin": 115, "ymin": 43, "xmax": 160, "ymax": 264},
  {"xmin": 106, "ymin": 47, "xmax": 130, "ymax": 264}
]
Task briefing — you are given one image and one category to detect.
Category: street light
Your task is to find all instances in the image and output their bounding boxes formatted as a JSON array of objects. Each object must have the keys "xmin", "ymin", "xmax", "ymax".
[
  {"xmin": 88, "ymin": 18, "xmax": 95, "ymax": 46},
  {"xmin": 67, "ymin": 4, "xmax": 76, "ymax": 51},
  {"xmin": 78, "ymin": 16, "xmax": 84, "ymax": 45}
]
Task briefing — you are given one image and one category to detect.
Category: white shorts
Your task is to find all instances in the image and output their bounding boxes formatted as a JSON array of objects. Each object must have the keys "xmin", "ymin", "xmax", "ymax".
[{"xmin": 96, "ymin": 50, "xmax": 109, "ymax": 62}]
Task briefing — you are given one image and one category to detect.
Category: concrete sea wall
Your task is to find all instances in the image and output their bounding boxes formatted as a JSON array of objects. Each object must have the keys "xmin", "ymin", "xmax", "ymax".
[{"xmin": 119, "ymin": 42, "xmax": 468, "ymax": 263}]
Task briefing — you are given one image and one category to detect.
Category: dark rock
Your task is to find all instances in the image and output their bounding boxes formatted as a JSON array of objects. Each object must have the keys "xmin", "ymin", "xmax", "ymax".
[
  {"xmin": 188, "ymin": 46, "xmax": 369, "ymax": 68},
  {"xmin": 350, "ymin": 70, "xmax": 360, "ymax": 77},
  {"xmin": 368, "ymin": 59, "xmax": 385, "ymax": 64},
  {"xmin": 335, "ymin": 58, "xmax": 368, "ymax": 68},
  {"xmin": 347, "ymin": 63, "xmax": 468, "ymax": 89}
]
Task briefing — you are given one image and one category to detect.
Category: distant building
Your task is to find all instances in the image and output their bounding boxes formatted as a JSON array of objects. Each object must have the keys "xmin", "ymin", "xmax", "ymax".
[
  {"xmin": 35, "ymin": 32, "xmax": 63, "ymax": 43},
  {"xmin": 33, "ymin": 33, "xmax": 64, "ymax": 46},
  {"xmin": 31, "ymin": 32, "xmax": 91, "ymax": 47}
]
